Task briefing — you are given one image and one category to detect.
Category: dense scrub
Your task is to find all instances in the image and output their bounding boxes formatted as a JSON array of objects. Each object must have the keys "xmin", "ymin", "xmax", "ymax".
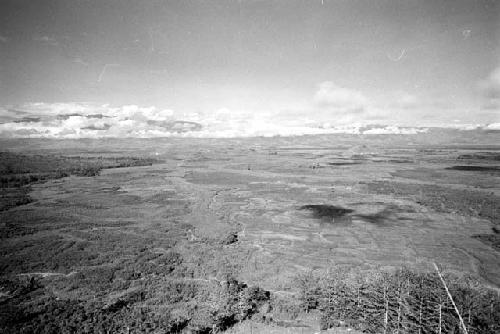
[
  {"xmin": 0, "ymin": 152, "xmax": 161, "ymax": 212},
  {"xmin": 0, "ymin": 187, "xmax": 32, "ymax": 212},
  {"xmin": 0, "ymin": 261, "xmax": 270, "ymax": 333},
  {"xmin": 296, "ymin": 267, "xmax": 500, "ymax": 334},
  {"xmin": 0, "ymin": 152, "xmax": 161, "ymax": 188},
  {"xmin": 457, "ymin": 153, "xmax": 500, "ymax": 161},
  {"xmin": 0, "ymin": 152, "xmax": 160, "ymax": 175}
]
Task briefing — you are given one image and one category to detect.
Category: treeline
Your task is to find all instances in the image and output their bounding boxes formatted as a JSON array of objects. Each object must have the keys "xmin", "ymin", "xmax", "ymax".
[
  {"xmin": 0, "ymin": 152, "xmax": 162, "ymax": 188},
  {"xmin": 0, "ymin": 171, "xmax": 70, "ymax": 188},
  {"xmin": 296, "ymin": 267, "xmax": 500, "ymax": 333},
  {"xmin": 457, "ymin": 153, "xmax": 500, "ymax": 161},
  {"xmin": 0, "ymin": 152, "xmax": 160, "ymax": 175}
]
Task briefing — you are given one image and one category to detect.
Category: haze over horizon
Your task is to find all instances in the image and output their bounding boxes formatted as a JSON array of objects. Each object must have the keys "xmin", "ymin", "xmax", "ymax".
[{"xmin": 0, "ymin": 0, "xmax": 499, "ymax": 137}]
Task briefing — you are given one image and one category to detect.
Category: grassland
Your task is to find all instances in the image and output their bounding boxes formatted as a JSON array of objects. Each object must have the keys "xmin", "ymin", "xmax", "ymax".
[{"xmin": 0, "ymin": 134, "xmax": 499, "ymax": 333}]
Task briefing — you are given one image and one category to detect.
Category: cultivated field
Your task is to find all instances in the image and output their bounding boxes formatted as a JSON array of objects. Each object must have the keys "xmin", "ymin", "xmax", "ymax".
[{"xmin": 1, "ymin": 132, "xmax": 499, "ymax": 333}]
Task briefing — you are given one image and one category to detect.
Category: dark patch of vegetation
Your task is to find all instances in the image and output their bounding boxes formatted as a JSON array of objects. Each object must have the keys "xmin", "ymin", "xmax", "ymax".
[
  {"xmin": 72, "ymin": 166, "xmax": 101, "ymax": 177},
  {"xmin": 0, "ymin": 152, "xmax": 162, "ymax": 188},
  {"xmin": 457, "ymin": 153, "xmax": 500, "ymax": 161},
  {"xmin": 446, "ymin": 165, "xmax": 500, "ymax": 172},
  {"xmin": 220, "ymin": 232, "xmax": 238, "ymax": 245},
  {"xmin": 0, "ymin": 240, "xmax": 259, "ymax": 332},
  {"xmin": 0, "ymin": 187, "xmax": 32, "ymax": 212},
  {"xmin": 296, "ymin": 267, "xmax": 500, "ymax": 334},
  {"xmin": 0, "ymin": 294, "xmax": 190, "ymax": 334},
  {"xmin": 101, "ymin": 156, "xmax": 161, "ymax": 169},
  {"xmin": 0, "ymin": 152, "xmax": 161, "ymax": 176},
  {"xmin": 0, "ymin": 273, "xmax": 270, "ymax": 333},
  {"xmin": 0, "ymin": 152, "xmax": 162, "ymax": 212},
  {"xmin": 0, "ymin": 172, "xmax": 69, "ymax": 188}
]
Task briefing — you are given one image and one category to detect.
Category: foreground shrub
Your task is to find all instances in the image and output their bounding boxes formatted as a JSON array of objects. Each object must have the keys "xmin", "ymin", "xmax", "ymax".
[{"xmin": 296, "ymin": 267, "xmax": 500, "ymax": 334}]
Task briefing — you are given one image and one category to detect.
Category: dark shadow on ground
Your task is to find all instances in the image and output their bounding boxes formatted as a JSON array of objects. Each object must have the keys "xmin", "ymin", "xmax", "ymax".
[
  {"xmin": 299, "ymin": 205, "xmax": 353, "ymax": 225},
  {"xmin": 354, "ymin": 208, "xmax": 394, "ymax": 226}
]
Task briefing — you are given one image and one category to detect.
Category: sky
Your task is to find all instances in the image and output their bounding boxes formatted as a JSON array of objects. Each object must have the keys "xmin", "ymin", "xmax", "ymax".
[{"xmin": 0, "ymin": 0, "xmax": 499, "ymax": 137}]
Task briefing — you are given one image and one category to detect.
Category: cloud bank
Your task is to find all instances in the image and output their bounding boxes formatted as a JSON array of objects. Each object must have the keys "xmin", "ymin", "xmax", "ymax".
[
  {"xmin": 0, "ymin": 79, "xmax": 495, "ymax": 138},
  {"xmin": 0, "ymin": 102, "xmax": 433, "ymax": 138}
]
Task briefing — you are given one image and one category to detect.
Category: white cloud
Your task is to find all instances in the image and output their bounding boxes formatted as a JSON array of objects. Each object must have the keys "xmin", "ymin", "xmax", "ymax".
[
  {"xmin": 479, "ymin": 66, "xmax": 500, "ymax": 111},
  {"xmin": 485, "ymin": 123, "xmax": 500, "ymax": 130},
  {"xmin": 314, "ymin": 81, "xmax": 367, "ymax": 113},
  {"xmin": 0, "ymin": 35, "xmax": 8, "ymax": 43}
]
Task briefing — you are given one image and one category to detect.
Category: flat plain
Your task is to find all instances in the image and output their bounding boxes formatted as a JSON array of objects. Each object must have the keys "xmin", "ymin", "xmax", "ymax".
[{"xmin": 1, "ymin": 131, "xmax": 499, "ymax": 333}]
